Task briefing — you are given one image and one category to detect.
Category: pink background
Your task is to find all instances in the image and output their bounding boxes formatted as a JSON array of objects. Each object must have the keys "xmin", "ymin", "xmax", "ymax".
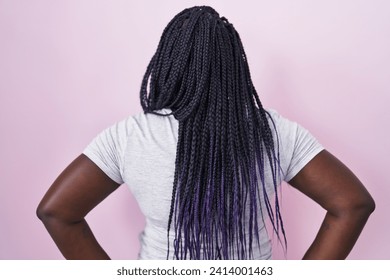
[{"xmin": 1, "ymin": 0, "xmax": 389, "ymax": 259}]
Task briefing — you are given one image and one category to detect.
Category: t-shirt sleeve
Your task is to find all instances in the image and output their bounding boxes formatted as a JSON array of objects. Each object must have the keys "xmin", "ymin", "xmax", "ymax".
[
  {"xmin": 267, "ymin": 109, "xmax": 325, "ymax": 182},
  {"xmin": 82, "ymin": 116, "xmax": 134, "ymax": 185}
]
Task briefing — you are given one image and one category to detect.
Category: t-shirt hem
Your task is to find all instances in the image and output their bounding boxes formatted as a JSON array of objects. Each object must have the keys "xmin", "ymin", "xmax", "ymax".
[
  {"xmin": 82, "ymin": 150, "xmax": 124, "ymax": 185},
  {"xmin": 284, "ymin": 146, "xmax": 325, "ymax": 182}
]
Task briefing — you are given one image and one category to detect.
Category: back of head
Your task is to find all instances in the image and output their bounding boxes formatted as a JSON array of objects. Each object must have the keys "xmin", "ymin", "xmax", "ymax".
[
  {"xmin": 140, "ymin": 6, "xmax": 286, "ymax": 259},
  {"xmin": 141, "ymin": 6, "xmax": 247, "ymax": 120}
]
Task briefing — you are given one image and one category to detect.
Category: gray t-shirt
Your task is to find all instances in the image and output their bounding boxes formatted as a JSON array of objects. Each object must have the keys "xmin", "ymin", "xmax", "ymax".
[{"xmin": 82, "ymin": 108, "xmax": 324, "ymax": 259}]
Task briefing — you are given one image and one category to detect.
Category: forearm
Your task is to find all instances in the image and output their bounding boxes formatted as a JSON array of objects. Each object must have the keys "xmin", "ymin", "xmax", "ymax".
[
  {"xmin": 302, "ymin": 208, "xmax": 372, "ymax": 260},
  {"xmin": 40, "ymin": 217, "xmax": 110, "ymax": 260}
]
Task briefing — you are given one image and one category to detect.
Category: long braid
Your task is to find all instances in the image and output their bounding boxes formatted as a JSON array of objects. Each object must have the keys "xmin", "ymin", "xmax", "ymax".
[{"xmin": 140, "ymin": 6, "xmax": 286, "ymax": 259}]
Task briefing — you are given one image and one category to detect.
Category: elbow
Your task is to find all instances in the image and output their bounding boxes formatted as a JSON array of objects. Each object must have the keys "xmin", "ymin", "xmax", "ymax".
[
  {"xmin": 364, "ymin": 196, "xmax": 376, "ymax": 214},
  {"xmin": 36, "ymin": 201, "xmax": 82, "ymax": 225},
  {"xmin": 36, "ymin": 202, "xmax": 53, "ymax": 223},
  {"xmin": 356, "ymin": 193, "xmax": 376, "ymax": 216},
  {"xmin": 334, "ymin": 194, "xmax": 376, "ymax": 219},
  {"xmin": 354, "ymin": 200, "xmax": 375, "ymax": 220},
  {"xmin": 36, "ymin": 201, "xmax": 66, "ymax": 224}
]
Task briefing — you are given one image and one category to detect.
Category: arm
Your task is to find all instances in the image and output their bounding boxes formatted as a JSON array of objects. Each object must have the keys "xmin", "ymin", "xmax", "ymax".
[
  {"xmin": 36, "ymin": 154, "xmax": 120, "ymax": 260},
  {"xmin": 288, "ymin": 150, "xmax": 375, "ymax": 260}
]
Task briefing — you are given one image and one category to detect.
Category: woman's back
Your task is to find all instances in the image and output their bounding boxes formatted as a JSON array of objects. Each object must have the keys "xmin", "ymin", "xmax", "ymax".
[{"xmin": 82, "ymin": 107, "xmax": 323, "ymax": 259}]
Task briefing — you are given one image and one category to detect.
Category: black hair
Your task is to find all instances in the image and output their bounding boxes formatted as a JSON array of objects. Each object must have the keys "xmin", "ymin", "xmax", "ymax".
[{"xmin": 140, "ymin": 6, "xmax": 286, "ymax": 259}]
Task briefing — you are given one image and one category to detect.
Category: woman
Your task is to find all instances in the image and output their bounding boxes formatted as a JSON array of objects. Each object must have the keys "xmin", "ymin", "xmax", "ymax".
[{"xmin": 36, "ymin": 6, "xmax": 375, "ymax": 260}]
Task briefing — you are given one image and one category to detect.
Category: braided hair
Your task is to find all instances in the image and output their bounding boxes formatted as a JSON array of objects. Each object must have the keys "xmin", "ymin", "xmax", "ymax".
[{"xmin": 140, "ymin": 6, "xmax": 286, "ymax": 259}]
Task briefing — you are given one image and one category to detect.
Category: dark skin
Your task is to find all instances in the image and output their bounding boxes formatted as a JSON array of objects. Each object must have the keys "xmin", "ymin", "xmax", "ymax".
[{"xmin": 36, "ymin": 150, "xmax": 375, "ymax": 259}]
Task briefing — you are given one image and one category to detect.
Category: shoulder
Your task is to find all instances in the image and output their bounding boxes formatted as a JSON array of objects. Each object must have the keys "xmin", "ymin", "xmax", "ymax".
[
  {"xmin": 264, "ymin": 108, "xmax": 324, "ymax": 181},
  {"xmin": 130, "ymin": 108, "xmax": 174, "ymax": 125},
  {"xmin": 264, "ymin": 108, "xmax": 300, "ymax": 138},
  {"xmin": 109, "ymin": 109, "xmax": 168, "ymax": 137}
]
